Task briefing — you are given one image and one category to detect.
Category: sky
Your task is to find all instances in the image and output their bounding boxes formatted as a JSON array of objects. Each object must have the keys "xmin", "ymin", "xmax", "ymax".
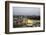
[{"xmin": 13, "ymin": 7, "xmax": 40, "ymax": 16}]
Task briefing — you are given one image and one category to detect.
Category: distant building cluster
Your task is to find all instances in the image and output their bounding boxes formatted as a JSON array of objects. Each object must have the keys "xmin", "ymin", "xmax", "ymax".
[{"xmin": 13, "ymin": 15, "xmax": 40, "ymax": 28}]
